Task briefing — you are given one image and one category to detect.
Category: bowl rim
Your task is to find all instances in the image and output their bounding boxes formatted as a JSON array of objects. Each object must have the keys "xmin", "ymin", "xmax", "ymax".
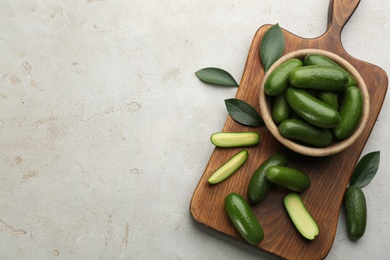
[{"xmin": 259, "ymin": 48, "xmax": 370, "ymax": 157}]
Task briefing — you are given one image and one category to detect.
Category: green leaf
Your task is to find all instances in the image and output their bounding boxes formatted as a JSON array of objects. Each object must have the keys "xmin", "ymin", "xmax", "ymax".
[
  {"xmin": 225, "ymin": 98, "xmax": 264, "ymax": 127},
  {"xmin": 260, "ymin": 23, "xmax": 285, "ymax": 72},
  {"xmin": 350, "ymin": 151, "xmax": 380, "ymax": 188},
  {"xmin": 195, "ymin": 67, "xmax": 238, "ymax": 87}
]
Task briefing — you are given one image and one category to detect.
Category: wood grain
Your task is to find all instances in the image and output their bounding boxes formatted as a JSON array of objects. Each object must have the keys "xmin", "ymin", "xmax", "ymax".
[{"xmin": 190, "ymin": 0, "xmax": 388, "ymax": 259}]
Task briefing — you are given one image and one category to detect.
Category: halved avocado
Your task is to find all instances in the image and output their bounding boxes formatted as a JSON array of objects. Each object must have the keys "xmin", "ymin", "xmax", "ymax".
[
  {"xmin": 208, "ymin": 150, "xmax": 248, "ymax": 184},
  {"xmin": 284, "ymin": 193, "xmax": 319, "ymax": 240},
  {"xmin": 210, "ymin": 132, "xmax": 260, "ymax": 148}
]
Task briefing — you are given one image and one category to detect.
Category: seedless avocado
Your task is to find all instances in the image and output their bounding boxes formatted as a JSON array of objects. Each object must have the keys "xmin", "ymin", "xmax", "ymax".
[
  {"xmin": 289, "ymin": 65, "xmax": 349, "ymax": 91},
  {"xmin": 285, "ymin": 87, "xmax": 340, "ymax": 129},
  {"xmin": 344, "ymin": 186, "xmax": 367, "ymax": 241},
  {"xmin": 264, "ymin": 58, "xmax": 303, "ymax": 96},
  {"xmin": 247, "ymin": 153, "xmax": 289, "ymax": 204},
  {"xmin": 333, "ymin": 86, "xmax": 363, "ymax": 140},
  {"xmin": 284, "ymin": 193, "xmax": 319, "ymax": 240},
  {"xmin": 303, "ymin": 54, "xmax": 357, "ymax": 88},
  {"xmin": 279, "ymin": 119, "xmax": 333, "ymax": 147},
  {"xmin": 265, "ymin": 166, "xmax": 311, "ymax": 192},
  {"xmin": 225, "ymin": 193, "xmax": 264, "ymax": 245},
  {"xmin": 271, "ymin": 93, "xmax": 291, "ymax": 125},
  {"xmin": 208, "ymin": 150, "xmax": 248, "ymax": 184},
  {"xmin": 210, "ymin": 132, "xmax": 260, "ymax": 148},
  {"xmin": 318, "ymin": 91, "xmax": 339, "ymax": 111}
]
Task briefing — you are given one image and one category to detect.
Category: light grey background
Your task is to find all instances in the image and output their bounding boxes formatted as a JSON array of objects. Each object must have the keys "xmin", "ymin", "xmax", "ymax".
[{"xmin": 1, "ymin": 0, "xmax": 389, "ymax": 259}]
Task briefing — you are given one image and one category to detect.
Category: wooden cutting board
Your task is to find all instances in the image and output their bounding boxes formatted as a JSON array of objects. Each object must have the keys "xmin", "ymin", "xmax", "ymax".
[{"xmin": 190, "ymin": 0, "xmax": 388, "ymax": 259}]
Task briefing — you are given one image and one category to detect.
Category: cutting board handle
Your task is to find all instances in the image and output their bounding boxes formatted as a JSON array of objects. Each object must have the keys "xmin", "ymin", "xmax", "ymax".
[{"xmin": 326, "ymin": 0, "xmax": 361, "ymax": 38}]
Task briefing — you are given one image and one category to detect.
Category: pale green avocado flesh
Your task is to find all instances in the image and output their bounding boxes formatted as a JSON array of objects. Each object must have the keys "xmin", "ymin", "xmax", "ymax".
[
  {"xmin": 208, "ymin": 150, "xmax": 248, "ymax": 184},
  {"xmin": 210, "ymin": 132, "xmax": 260, "ymax": 148},
  {"xmin": 284, "ymin": 193, "xmax": 319, "ymax": 240}
]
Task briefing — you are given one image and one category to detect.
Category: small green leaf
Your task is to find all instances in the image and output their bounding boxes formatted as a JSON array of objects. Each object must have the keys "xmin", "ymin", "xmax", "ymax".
[
  {"xmin": 260, "ymin": 23, "xmax": 285, "ymax": 72},
  {"xmin": 225, "ymin": 98, "xmax": 264, "ymax": 127},
  {"xmin": 195, "ymin": 67, "xmax": 238, "ymax": 87},
  {"xmin": 350, "ymin": 151, "xmax": 380, "ymax": 188}
]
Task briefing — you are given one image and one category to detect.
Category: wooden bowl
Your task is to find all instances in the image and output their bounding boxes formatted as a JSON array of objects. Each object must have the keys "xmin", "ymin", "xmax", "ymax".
[{"xmin": 259, "ymin": 49, "xmax": 370, "ymax": 157}]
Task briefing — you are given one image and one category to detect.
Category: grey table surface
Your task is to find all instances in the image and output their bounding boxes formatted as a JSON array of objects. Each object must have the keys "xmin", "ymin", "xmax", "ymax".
[{"xmin": 1, "ymin": 0, "xmax": 389, "ymax": 259}]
